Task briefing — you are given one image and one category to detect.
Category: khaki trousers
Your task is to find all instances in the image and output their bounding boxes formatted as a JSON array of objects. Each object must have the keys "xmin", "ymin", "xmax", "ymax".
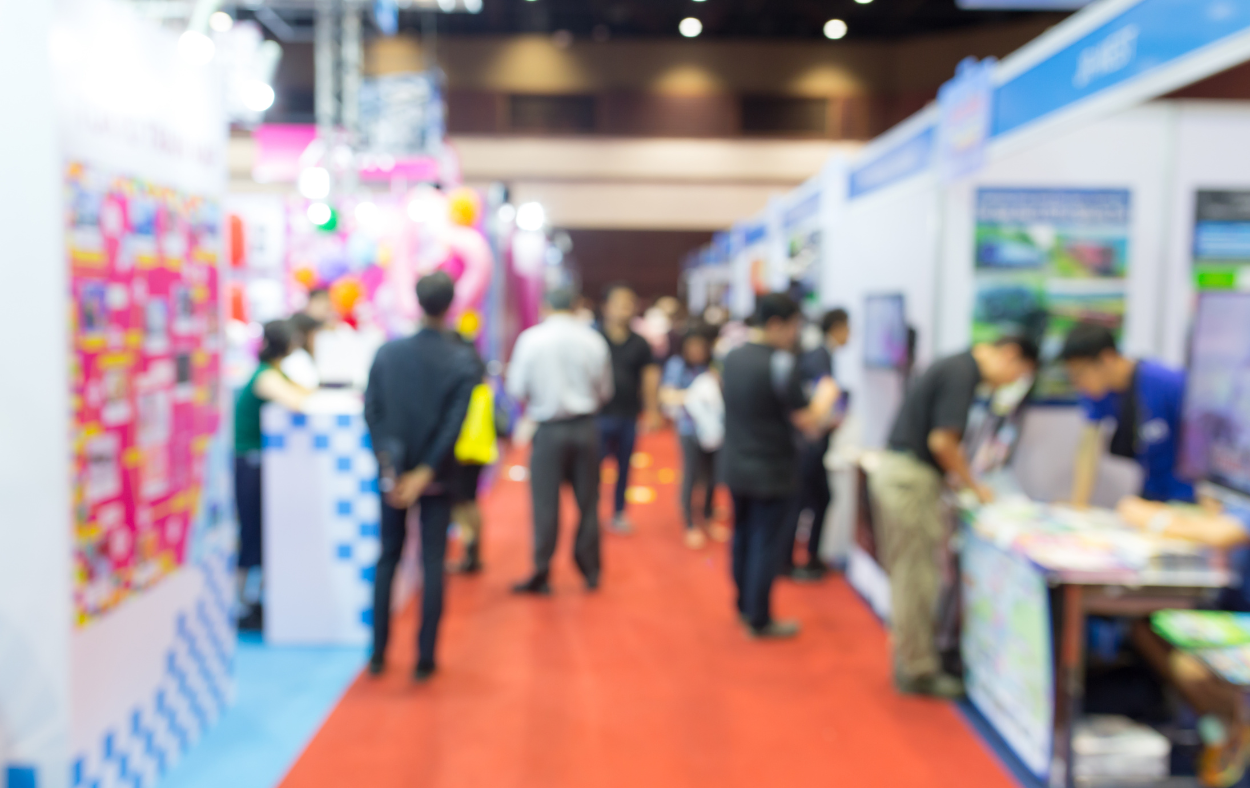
[{"xmin": 868, "ymin": 451, "xmax": 946, "ymax": 679}]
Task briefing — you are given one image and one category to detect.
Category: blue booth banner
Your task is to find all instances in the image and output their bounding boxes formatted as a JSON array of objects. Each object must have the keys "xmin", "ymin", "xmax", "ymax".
[{"xmin": 938, "ymin": 57, "xmax": 998, "ymax": 182}]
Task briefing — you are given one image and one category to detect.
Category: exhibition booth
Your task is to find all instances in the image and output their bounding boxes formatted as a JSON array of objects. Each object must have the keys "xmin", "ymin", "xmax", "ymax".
[{"xmin": 685, "ymin": 0, "xmax": 1250, "ymax": 784}]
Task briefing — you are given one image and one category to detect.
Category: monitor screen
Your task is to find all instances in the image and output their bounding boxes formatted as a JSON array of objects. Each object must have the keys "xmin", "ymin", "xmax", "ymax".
[
  {"xmin": 1179, "ymin": 292, "xmax": 1250, "ymax": 497},
  {"xmin": 863, "ymin": 293, "xmax": 908, "ymax": 370}
]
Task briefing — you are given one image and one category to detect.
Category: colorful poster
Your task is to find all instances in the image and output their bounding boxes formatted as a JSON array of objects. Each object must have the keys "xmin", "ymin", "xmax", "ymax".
[
  {"xmin": 67, "ymin": 162, "xmax": 223, "ymax": 624},
  {"xmin": 962, "ymin": 531, "xmax": 1055, "ymax": 780},
  {"xmin": 972, "ymin": 188, "xmax": 1130, "ymax": 400},
  {"xmin": 782, "ymin": 189, "xmax": 822, "ymax": 312},
  {"xmin": 1193, "ymin": 190, "xmax": 1250, "ymax": 291}
]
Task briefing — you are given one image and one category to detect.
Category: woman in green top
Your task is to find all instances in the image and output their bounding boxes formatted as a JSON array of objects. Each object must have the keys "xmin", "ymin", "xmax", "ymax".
[{"xmin": 234, "ymin": 320, "xmax": 310, "ymax": 630}]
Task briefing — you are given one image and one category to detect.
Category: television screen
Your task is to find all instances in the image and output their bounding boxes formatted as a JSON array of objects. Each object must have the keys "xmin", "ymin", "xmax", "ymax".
[
  {"xmin": 863, "ymin": 293, "xmax": 908, "ymax": 369},
  {"xmin": 1179, "ymin": 292, "xmax": 1250, "ymax": 497}
]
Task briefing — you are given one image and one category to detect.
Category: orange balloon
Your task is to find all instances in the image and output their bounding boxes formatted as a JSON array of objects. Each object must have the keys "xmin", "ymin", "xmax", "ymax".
[
  {"xmin": 329, "ymin": 276, "xmax": 364, "ymax": 318},
  {"xmin": 447, "ymin": 187, "xmax": 481, "ymax": 228},
  {"xmin": 293, "ymin": 266, "xmax": 317, "ymax": 290}
]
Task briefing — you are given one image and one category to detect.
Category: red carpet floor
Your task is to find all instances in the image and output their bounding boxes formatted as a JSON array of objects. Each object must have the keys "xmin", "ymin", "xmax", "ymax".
[{"xmin": 279, "ymin": 430, "xmax": 1018, "ymax": 788}]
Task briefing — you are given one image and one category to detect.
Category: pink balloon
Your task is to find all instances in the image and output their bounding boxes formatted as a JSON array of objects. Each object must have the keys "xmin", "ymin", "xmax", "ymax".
[{"xmin": 443, "ymin": 225, "xmax": 493, "ymax": 320}]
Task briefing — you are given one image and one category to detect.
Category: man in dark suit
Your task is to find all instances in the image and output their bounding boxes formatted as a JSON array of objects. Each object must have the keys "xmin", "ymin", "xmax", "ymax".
[
  {"xmin": 364, "ymin": 272, "xmax": 479, "ymax": 682},
  {"xmin": 782, "ymin": 308, "xmax": 850, "ymax": 581}
]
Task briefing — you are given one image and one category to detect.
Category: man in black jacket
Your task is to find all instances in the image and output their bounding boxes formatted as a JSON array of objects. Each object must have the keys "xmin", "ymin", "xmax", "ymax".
[{"xmin": 364, "ymin": 272, "xmax": 479, "ymax": 682}]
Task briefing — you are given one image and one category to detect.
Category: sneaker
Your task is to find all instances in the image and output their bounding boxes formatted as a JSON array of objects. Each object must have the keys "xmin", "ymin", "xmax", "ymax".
[
  {"xmin": 746, "ymin": 619, "xmax": 801, "ymax": 640},
  {"xmin": 895, "ymin": 672, "xmax": 965, "ymax": 699},
  {"xmin": 511, "ymin": 574, "xmax": 552, "ymax": 596},
  {"xmin": 413, "ymin": 663, "xmax": 436, "ymax": 683},
  {"xmin": 237, "ymin": 604, "xmax": 263, "ymax": 633},
  {"xmin": 608, "ymin": 514, "xmax": 634, "ymax": 535},
  {"xmin": 684, "ymin": 529, "xmax": 707, "ymax": 550},
  {"xmin": 1199, "ymin": 719, "xmax": 1250, "ymax": 787}
]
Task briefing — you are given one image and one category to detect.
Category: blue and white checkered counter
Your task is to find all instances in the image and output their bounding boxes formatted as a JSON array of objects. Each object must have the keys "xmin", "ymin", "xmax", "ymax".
[{"xmin": 261, "ymin": 394, "xmax": 417, "ymax": 646}]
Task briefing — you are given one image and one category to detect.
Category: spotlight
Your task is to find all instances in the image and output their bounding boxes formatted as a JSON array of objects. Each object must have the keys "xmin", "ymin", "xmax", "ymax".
[
  {"xmin": 516, "ymin": 202, "xmax": 546, "ymax": 232},
  {"xmin": 298, "ymin": 167, "xmax": 331, "ymax": 200},
  {"xmin": 178, "ymin": 30, "xmax": 216, "ymax": 65},
  {"xmin": 307, "ymin": 202, "xmax": 332, "ymax": 226},
  {"xmin": 679, "ymin": 17, "xmax": 702, "ymax": 38},
  {"xmin": 209, "ymin": 11, "xmax": 234, "ymax": 32},
  {"xmin": 824, "ymin": 19, "xmax": 848, "ymax": 40},
  {"xmin": 241, "ymin": 81, "xmax": 276, "ymax": 113}
]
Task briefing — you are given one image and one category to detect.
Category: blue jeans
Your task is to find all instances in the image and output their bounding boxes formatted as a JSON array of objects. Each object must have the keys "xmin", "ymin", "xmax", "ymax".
[
  {"xmin": 598, "ymin": 415, "xmax": 637, "ymax": 516},
  {"xmin": 731, "ymin": 493, "xmax": 791, "ymax": 630}
]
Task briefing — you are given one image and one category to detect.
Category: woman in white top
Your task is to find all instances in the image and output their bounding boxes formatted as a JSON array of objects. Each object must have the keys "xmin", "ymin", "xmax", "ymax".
[{"xmin": 281, "ymin": 312, "xmax": 323, "ymax": 390}]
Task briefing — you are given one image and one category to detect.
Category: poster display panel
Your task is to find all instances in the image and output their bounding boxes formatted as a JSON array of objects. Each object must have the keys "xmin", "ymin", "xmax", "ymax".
[
  {"xmin": 1193, "ymin": 190, "xmax": 1250, "ymax": 291},
  {"xmin": 962, "ymin": 531, "xmax": 1055, "ymax": 780},
  {"xmin": 972, "ymin": 188, "xmax": 1130, "ymax": 400},
  {"xmin": 781, "ymin": 189, "xmax": 823, "ymax": 312}
]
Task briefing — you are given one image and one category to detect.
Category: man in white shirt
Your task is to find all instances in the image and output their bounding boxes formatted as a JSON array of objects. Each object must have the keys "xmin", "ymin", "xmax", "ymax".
[{"xmin": 507, "ymin": 287, "xmax": 614, "ymax": 594}]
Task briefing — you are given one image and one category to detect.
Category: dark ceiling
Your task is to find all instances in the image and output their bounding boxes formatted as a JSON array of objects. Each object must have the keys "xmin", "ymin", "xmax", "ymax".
[{"xmin": 421, "ymin": 0, "xmax": 1058, "ymax": 40}]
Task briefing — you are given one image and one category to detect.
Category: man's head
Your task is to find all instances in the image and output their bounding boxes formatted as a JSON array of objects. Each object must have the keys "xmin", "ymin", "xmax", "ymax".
[
  {"xmin": 976, "ymin": 335, "xmax": 1041, "ymax": 387},
  {"xmin": 602, "ymin": 283, "xmax": 638, "ymax": 327},
  {"xmin": 754, "ymin": 292, "xmax": 802, "ymax": 351},
  {"xmin": 822, "ymin": 308, "xmax": 850, "ymax": 348},
  {"xmin": 545, "ymin": 285, "xmax": 577, "ymax": 314},
  {"xmin": 305, "ymin": 288, "xmax": 333, "ymax": 323},
  {"xmin": 290, "ymin": 312, "xmax": 324, "ymax": 354},
  {"xmin": 416, "ymin": 271, "xmax": 456, "ymax": 322},
  {"xmin": 1060, "ymin": 323, "xmax": 1126, "ymax": 399}
]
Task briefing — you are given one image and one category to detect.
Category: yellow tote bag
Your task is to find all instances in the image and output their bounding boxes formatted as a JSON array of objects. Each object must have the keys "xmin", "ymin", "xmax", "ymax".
[{"xmin": 455, "ymin": 384, "xmax": 499, "ymax": 465}]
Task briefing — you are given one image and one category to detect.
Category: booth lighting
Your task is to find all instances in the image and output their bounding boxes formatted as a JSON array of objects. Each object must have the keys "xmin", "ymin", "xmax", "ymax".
[
  {"xmin": 855, "ymin": 0, "xmax": 873, "ymax": 4},
  {"xmin": 497, "ymin": 204, "xmax": 517, "ymax": 224},
  {"xmin": 824, "ymin": 19, "xmax": 848, "ymax": 39},
  {"xmin": 679, "ymin": 17, "xmax": 703, "ymax": 38},
  {"xmin": 208, "ymin": 10, "xmax": 234, "ymax": 31},
  {"xmin": 240, "ymin": 80, "xmax": 275, "ymax": 112},
  {"xmin": 178, "ymin": 30, "xmax": 216, "ymax": 65},
  {"xmin": 465, "ymin": 0, "xmax": 482, "ymax": 11},
  {"xmin": 307, "ymin": 202, "xmax": 335, "ymax": 229},
  {"xmin": 298, "ymin": 167, "xmax": 331, "ymax": 200},
  {"xmin": 516, "ymin": 202, "xmax": 546, "ymax": 232},
  {"xmin": 355, "ymin": 201, "xmax": 378, "ymax": 225}
]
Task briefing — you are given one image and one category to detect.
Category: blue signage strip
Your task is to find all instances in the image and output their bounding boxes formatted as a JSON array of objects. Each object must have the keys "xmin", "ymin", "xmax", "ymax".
[
  {"xmin": 848, "ymin": 126, "xmax": 936, "ymax": 200},
  {"xmin": 993, "ymin": 0, "xmax": 1250, "ymax": 138},
  {"xmin": 782, "ymin": 191, "xmax": 821, "ymax": 228},
  {"xmin": 742, "ymin": 222, "xmax": 768, "ymax": 247}
]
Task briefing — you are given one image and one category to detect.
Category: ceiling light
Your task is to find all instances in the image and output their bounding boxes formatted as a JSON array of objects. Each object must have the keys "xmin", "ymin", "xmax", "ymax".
[
  {"xmin": 240, "ymin": 81, "xmax": 276, "ymax": 112},
  {"xmin": 679, "ymin": 17, "xmax": 702, "ymax": 38},
  {"xmin": 516, "ymin": 202, "xmax": 546, "ymax": 233},
  {"xmin": 298, "ymin": 167, "xmax": 331, "ymax": 200},
  {"xmin": 177, "ymin": 30, "xmax": 216, "ymax": 65},
  {"xmin": 855, "ymin": 0, "xmax": 873, "ymax": 4},
  {"xmin": 464, "ymin": 0, "xmax": 482, "ymax": 11},
  {"xmin": 823, "ymin": 19, "xmax": 848, "ymax": 40},
  {"xmin": 307, "ymin": 202, "xmax": 332, "ymax": 226},
  {"xmin": 209, "ymin": 11, "xmax": 234, "ymax": 32}
]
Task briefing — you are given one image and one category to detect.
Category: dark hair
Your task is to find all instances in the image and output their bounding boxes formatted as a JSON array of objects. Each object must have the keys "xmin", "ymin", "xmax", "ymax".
[
  {"xmin": 995, "ymin": 334, "xmax": 1041, "ymax": 367},
  {"xmin": 290, "ymin": 312, "xmax": 323, "ymax": 352},
  {"xmin": 821, "ymin": 308, "xmax": 849, "ymax": 334},
  {"xmin": 308, "ymin": 288, "xmax": 330, "ymax": 301},
  {"xmin": 602, "ymin": 282, "xmax": 635, "ymax": 302},
  {"xmin": 416, "ymin": 271, "xmax": 456, "ymax": 318},
  {"xmin": 1059, "ymin": 322, "xmax": 1119, "ymax": 362},
  {"xmin": 681, "ymin": 321, "xmax": 718, "ymax": 351},
  {"xmin": 259, "ymin": 320, "xmax": 295, "ymax": 364},
  {"xmin": 546, "ymin": 286, "xmax": 577, "ymax": 312},
  {"xmin": 754, "ymin": 292, "xmax": 800, "ymax": 326}
]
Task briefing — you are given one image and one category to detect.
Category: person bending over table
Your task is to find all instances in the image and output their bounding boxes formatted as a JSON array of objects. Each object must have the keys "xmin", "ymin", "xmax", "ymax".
[
  {"xmin": 1116, "ymin": 496, "xmax": 1250, "ymax": 787},
  {"xmin": 871, "ymin": 337, "xmax": 1039, "ymax": 698},
  {"xmin": 1061, "ymin": 323, "xmax": 1195, "ymax": 507}
]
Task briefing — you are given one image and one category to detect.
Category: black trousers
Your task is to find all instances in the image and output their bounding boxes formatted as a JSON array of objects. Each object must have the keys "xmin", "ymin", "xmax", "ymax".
[
  {"xmin": 530, "ymin": 416, "xmax": 601, "ymax": 581},
  {"xmin": 234, "ymin": 452, "xmax": 263, "ymax": 570},
  {"xmin": 679, "ymin": 434, "xmax": 718, "ymax": 530},
  {"xmin": 731, "ymin": 493, "xmax": 791, "ymax": 630},
  {"xmin": 782, "ymin": 435, "xmax": 833, "ymax": 570},
  {"xmin": 372, "ymin": 493, "xmax": 452, "ymax": 670}
]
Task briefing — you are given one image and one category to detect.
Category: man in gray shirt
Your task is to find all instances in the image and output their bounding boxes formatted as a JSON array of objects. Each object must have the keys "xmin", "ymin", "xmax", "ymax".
[{"xmin": 507, "ymin": 287, "xmax": 613, "ymax": 594}]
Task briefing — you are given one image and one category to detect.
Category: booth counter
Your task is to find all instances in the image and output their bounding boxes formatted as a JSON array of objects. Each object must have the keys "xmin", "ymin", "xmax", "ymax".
[{"xmin": 261, "ymin": 392, "xmax": 416, "ymax": 646}]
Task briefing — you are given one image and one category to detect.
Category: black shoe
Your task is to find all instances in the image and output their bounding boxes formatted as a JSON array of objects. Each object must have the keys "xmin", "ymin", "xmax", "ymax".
[
  {"xmin": 451, "ymin": 555, "xmax": 483, "ymax": 575},
  {"xmin": 895, "ymin": 672, "xmax": 965, "ymax": 699},
  {"xmin": 790, "ymin": 566, "xmax": 826, "ymax": 584},
  {"xmin": 414, "ymin": 663, "xmax": 436, "ymax": 683},
  {"xmin": 367, "ymin": 655, "xmax": 385, "ymax": 676},
  {"xmin": 585, "ymin": 574, "xmax": 600, "ymax": 592},
  {"xmin": 746, "ymin": 619, "xmax": 801, "ymax": 640},
  {"xmin": 237, "ymin": 604, "xmax": 264, "ymax": 633},
  {"xmin": 511, "ymin": 574, "xmax": 552, "ymax": 595}
]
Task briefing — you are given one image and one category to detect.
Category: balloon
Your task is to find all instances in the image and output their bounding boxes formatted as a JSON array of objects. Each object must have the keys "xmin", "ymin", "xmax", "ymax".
[
  {"xmin": 438, "ymin": 250, "xmax": 466, "ymax": 282},
  {"xmin": 292, "ymin": 266, "xmax": 317, "ymax": 290},
  {"xmin": 329, "ymin": 276, "xmax": 364, "ymax": 318},
  {"xmin": 447, "ymin": 187, "xmax": 481, "ymax": 228},
  {"xmin": 443, "ymin": 225, "xmax": 494, "ymax": 320},
  {"xmin": 457, "ymin": 309, "xmax": 481, "ymax": 340},
  {"xmin": 317, "ymin": 254, "xmax": 350, "ymax": 284},
  {"xmin": 347, "ymin": 233, "xmax": 377, "ymax": 270}
]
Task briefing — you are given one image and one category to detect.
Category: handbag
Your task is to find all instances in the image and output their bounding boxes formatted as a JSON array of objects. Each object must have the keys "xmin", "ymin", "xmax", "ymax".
[{"xmin": 455, "ymin": 384, "xmax": 499, "ymax": 465}]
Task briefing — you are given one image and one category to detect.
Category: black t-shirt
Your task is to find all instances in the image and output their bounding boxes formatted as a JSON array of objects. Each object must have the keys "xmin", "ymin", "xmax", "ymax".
[
  {"xmin": 887, "ymin": 351, "xmax": 982, "ymax": 472},
  {"xmin": 601, "ymin": 329, "xmax": 656, "ymax": 418},
  {"xmin": 722, "ymin": 342, "xmax": 808, "ymax": 498}
]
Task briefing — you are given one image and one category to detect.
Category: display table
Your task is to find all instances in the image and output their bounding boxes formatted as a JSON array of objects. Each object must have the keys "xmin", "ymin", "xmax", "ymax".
[
  {"xmin": 261, "ymin": 392, "xmax": 417, "ymax": 645},
  {"xmin": 963, "ymin": 501, "xmax": 1233, "ymax": 788}
]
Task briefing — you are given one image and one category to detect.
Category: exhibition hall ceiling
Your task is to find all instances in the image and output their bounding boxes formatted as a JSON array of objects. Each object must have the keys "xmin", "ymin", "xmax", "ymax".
[{"xmin": 234, "ymin": 0, "xmax": 1064, "ymax": 42}]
